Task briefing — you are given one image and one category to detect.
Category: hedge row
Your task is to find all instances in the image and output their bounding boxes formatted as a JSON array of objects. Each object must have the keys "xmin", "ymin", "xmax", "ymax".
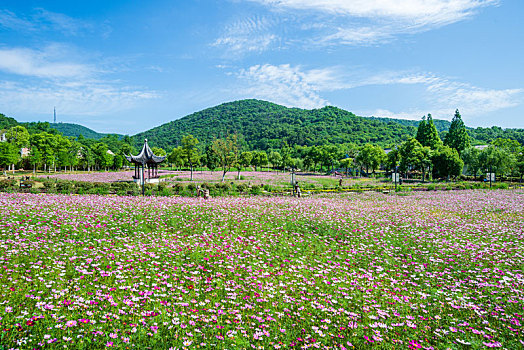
[{"xmin": 0, "ymin": 178, "xmax": 519, "ymax": 196}]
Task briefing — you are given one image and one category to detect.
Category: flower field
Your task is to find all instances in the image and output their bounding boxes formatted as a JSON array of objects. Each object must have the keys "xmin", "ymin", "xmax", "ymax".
[
  {"xmin": 35, "ymin": 170, "xmax": 356, "ymax": 188},
  {"xmin": 37, "ymin": 170, "xmax": 178, "ymax": 183},
  {"xmin": 1, "ymin": 191, "xmax": 523, "ymax": 349}
]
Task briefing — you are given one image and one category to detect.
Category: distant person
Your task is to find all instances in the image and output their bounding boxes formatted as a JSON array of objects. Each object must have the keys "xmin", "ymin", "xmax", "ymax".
[{"xmin": 294, "ymin": 181, "xmax": 301, "ymax": 198}]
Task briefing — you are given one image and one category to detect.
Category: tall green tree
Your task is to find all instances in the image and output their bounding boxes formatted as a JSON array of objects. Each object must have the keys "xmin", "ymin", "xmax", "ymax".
[
  {"xmin": 151, "ymin": 147, "xmax": 167, "ymax": 157},
  {"xmin": 202, "ymin": 144, "xmax": 219, "ymax": 172},
  {"xmin": 444, "ymin": 109, "xmax": 470, "ymax": 154},
  {"xmin": 478, "ymin": 145, "xmax": 515, "ymax": 178},
  {"xmin": 517, "ymin": 147, "xmax": 524, "ymax": 182},
  {"xmin": 92, "ymin": 143, "xmax": 114, "ymax": 170},
  {"xmin": 29, "ymin": 132, "xmax": 58, "ymax": 172},
  {"xmin": 280, "ymin": 142, "xmax": 293, "ymax": 171},
  {"xmin": 5, "ymin": 125, "xmax": 30, "ymax": 149},
  {"xmin": 0, "ymin": 142, "xmax": 19, "ymax": 171},
  {"xmin": 251, "ymin": 150, "xmax": 268, "ymax": 171},
  {"xmin": 432, "ymin": 145, "xmax": 464, "ymax": 180},
  {"xmin": 168, "ymin": 146, "xmax": 185, "ymax": 170},
  {"xmin": 416, "ymin": 114, "xmax": 442, "ymax": 149},
  {"xmin": 79, "ymin": 146, "xmax": 95, "ymax": 171},
  {"xmin": 180, "ymin": 134, "xmax": 201, "ymax": 181},
  {"xmin": 113, "ymin": 154, "xmax": 124, "ymax": 170},
  {"xmin": 399, "ymin": 138, "xmax": 429, "ymax": 179},
  {"xmin": 386, "ymin": 147, "xmax": 400, "ymax": 171},
  {"xmin": 339, "ymin": 157, "xmax": 353, "ymax": 176},
  {"xmin": 355, "ymin": 144, "xmax": 386, "ymax": 175},
  {"xmin": 268, "ymin": 151, "xmax": 282, "ymax": 171},
  {"xmin": 211, "ymin": 134, "xmax": 238, "ymax": 182},
  {"xmin": 461, "ymin": 147, "xmax": 481, "ymax": 179},
  {"xmin": 237, "ymin": 151, "xmax": 253, "ymax": 179}
]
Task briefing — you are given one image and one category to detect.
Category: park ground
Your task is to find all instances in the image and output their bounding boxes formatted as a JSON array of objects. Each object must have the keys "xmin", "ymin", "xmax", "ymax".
[{"xmin": 0, "ymin": 190, "xmax": 523, "ymax": 349}]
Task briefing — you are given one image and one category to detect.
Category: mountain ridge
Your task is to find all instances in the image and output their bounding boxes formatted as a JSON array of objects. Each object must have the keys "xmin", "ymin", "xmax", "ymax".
[{"xmin": 2, "ymin": 100, "xmax": 523, "ymax": 150}]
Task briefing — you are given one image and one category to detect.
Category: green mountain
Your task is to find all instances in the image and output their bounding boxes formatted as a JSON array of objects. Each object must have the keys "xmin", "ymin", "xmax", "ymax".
[
  {"xmin": 0, "ymin": 113, "xmax": 18, "ymax": 130},
  {"xmin": 134, "ymin": 99, "xmax": 419, "ymax": 151},
  {"xmin": 134, "ymin": 100, "xmax": 524, "ymax": 150},
  {"xmin": 2, "ymin": 100, "xmax": 523, "ymax": 149},
  {"xmin": 49, "ymin": 123, "xmax": 123, "ymax": 140},
  {"xmin": 372, "ymin": 117, "xmax": 451, "ymax": 133}
]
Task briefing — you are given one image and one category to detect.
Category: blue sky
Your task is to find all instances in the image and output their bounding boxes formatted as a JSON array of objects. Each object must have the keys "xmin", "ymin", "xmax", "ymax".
[{"xmin": 0, "ymin": 0, "xmax": 523, "ymax": 134}]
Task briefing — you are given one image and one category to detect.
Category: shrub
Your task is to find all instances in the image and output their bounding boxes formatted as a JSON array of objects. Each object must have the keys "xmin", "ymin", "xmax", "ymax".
[
  {"xmin": 158, "ymin": 188, "xmax": 172, "ymax": 197},
  {"xmin": 56, "ymin": 181, "xmax": 74, "ymax": 194},
  {"xmin": 0, "ymin": 179, "xmax": 17, "ymax": 190},
  {"xmin": 250, "ymin": 185, "xmax": 262, "ymax": 195},
  {"xmin": 111, "ymin": 182, "xmax": 133, "ymax": 193},
  {"xmin": 237, "ymin": 183, "xmax": 249, "ymax": 193},
  {"xmin": 42, "ymin": 180, "xmax": 56, "ymax": 190},
  {"xmin": 157, "ymin": 181, "xmax": 167, "ymax": 191},
  {"xmin": 172, "ymin": 183, "xmax": 184, "ymax": 194}
]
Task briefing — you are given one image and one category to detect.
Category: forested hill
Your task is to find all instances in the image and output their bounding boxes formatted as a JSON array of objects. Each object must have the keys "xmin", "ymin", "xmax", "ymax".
[
  {"xmin": 2, "ymin": 100, "xmax": 523, "ymax": 149},
  {"xmin": 134, "ymin": 100, "xmax": 524, "ymax": 150},
  {"xmin": 0, "ymin": 113, "xmax": 18, "ymax": 130},
  {"xmin": 372, "ymin": 117, "xmax": 451, "ymax": 133},
  {"xmin": 49, "ymin": 123, "xmax": 123, "ymax": 140},
  {"xmin": 133, "ymin": 99, "xmax": 418, "ymax": 150}
]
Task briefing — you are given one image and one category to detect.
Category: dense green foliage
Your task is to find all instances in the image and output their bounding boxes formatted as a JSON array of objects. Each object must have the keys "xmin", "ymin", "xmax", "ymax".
[
  {"xmin": 134, "ymin": 99, "xmax": 417, "ymax": 150},
  {"xmin": 444, "ymin": 109, "xmax": 471, "ymax": 154},
  {"xmin": 50, "ymin": 122, "xmax": 123, "ymax": 140},
  {"xmin": 416, "ymin": 114, "xmax": 442, "ymax": 149},
  {"xmin": 0, "ymin": 113, "xmax": 18, "ymax": 130},
  {"xmin": 3, "ymin": 101, "xmax": 523, "ymax": 152},
  {"xmin": 135, "ymin": 100, "xmax": 524, "ymax": 151}
]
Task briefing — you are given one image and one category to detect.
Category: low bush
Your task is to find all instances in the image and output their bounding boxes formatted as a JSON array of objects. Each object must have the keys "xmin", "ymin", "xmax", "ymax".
[
  {"xmin": 0, "ymin": 179, "xmax": 17, "ymax": 190},
  {"xmin": 56, "ymin": 180, "xmax": 74, "ymax": 194}
]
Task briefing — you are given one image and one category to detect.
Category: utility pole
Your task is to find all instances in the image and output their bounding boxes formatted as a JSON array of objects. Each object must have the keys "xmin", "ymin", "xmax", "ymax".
[{"xmin": 489, "ymin": 165, "xmax": 492, "ymax": 188}]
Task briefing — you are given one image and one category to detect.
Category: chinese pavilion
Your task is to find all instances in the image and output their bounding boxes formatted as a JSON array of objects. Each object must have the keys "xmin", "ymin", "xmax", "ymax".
[{"xmin": 125, "ymin": 139, "xmax": 166, "ymax": 184}]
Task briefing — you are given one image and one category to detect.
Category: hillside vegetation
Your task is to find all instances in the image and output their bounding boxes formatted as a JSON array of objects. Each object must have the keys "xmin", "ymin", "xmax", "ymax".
[
  {"xmin": 2, "ymin": 100, "xmax": 523, "ymax": 151},
  {"xmin": 134, "ymin": 99, "xmax": 417, "ymax": 150},
  {"xmin": 134, "ymin": 100, "xmax": 524, "ymax": 151},
  {"xmin": 49, "ymin": 123, "xmax": 123, "ymax": 140}
]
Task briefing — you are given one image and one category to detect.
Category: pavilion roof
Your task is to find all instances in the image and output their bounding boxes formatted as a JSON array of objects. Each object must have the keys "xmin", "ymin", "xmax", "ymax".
[{"xmin": 125, "ymin": 139, "xmax": 166, "ymax": 165}]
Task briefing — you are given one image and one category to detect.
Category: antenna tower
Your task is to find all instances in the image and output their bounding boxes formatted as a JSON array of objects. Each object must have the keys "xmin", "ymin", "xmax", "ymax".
[{"xmin": 54, "ymin": 107, "xmax": 56, "ymax": 123}]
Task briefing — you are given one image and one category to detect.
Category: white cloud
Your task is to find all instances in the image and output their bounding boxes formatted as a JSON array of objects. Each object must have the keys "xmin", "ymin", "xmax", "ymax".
[
  {"xmin": 0, "ymin": 8, "xmax": 105, "ymax": 37},
  {"xmin": 0, "ymin": 47, "xmax": 91, "ymax": 79},
  {"xmin": 349, "ymin": 71, "xmax": 523, "ymax": 121},
  {"xmin": 32, "ymin": 8, "xmax": 92, "ymax": 35},
  {"xmin": 237, "ymin": 64, "xmax": 332, "ymax": 108},
  {"xmin": 215, "ymin": 0, "xmax": 499, "ymax": 51},
  {"xmin": 0, "ymin": 45, "xmax": 159, "ymax": 118},
  {"xmin": 0, "ymin": 9, "xmax": 36, "ymax": 31},
  {"xmin": 250, "ymin": 0, "xmax": 497, "ymax": 22},
  {"xmin": 213, "ymin": 15, "xmax": 280, "ymax": 54},
  {"xmin": 234, "ymin": 63, "xmax": 523, "ymax": 121},
  {"xmin": 0, "ymin": 80, "xmax": 158, "ymax": 117}
]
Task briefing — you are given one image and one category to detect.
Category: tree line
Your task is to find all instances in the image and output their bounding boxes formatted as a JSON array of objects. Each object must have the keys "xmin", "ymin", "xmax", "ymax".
[
  {"xmin": 1, "ymin": 110, "xmax": 523, "ymax": 182},
  {"xmin": 165, "ymin": 109, "xmax": 524, "ymax": 182},
  {"xmin": 0, "ymin": 123, "xmax": 138, "ymax": 173}
]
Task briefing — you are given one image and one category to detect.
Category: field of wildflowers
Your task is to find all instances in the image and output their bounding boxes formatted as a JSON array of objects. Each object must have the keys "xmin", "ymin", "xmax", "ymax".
[
  {"xmin": 35, "ymin": 170, "xmax": 355, "ymax": 188},
  {"xmin": 37, "ymin": 170, "xmax": 178, "ymax": 183},
  {"xmin": 1, "ymin": 190, "xmax": 523, "ymax": 349}
]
